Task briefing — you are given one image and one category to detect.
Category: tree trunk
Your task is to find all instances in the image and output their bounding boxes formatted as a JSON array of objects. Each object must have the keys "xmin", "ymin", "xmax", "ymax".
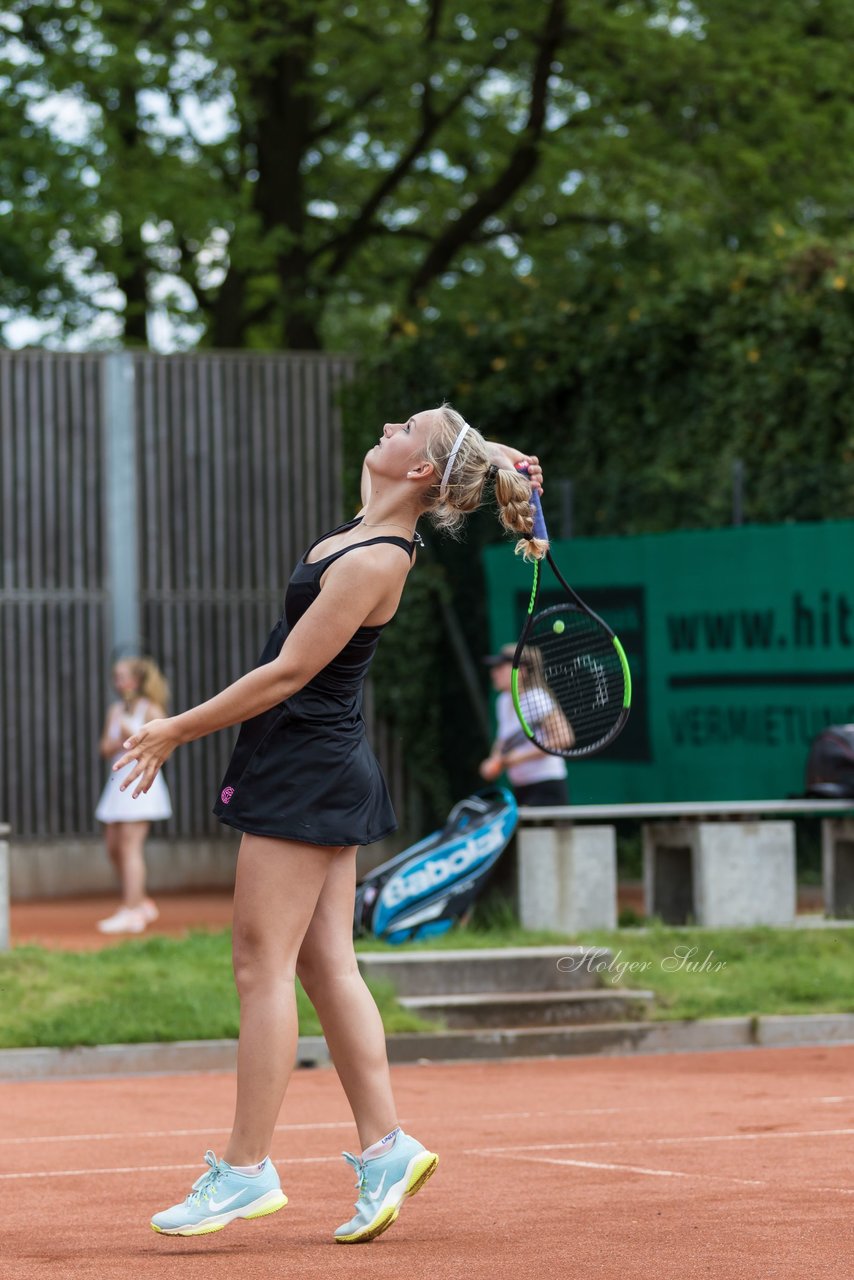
[
  {"xmin": 120, "ymin": 252, "xmax": 149, "ymax": 346},
  {"xmin": 114, "ymin": 85, "xmax": 149, "ymax": 346},
  {"xmin": 208, "ymin": 267, "xmax": 249, "ymax": 349},
  {"xmin": 241, "ymin": 3, "xmax": 321, "ymax": 349}
]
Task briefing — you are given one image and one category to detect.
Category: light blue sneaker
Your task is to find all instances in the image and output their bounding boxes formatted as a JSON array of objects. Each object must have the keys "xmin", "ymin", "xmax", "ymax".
[
  {"xmin": 334, "ymin": 1129, "xmax": 438, "ymax": 1244},
  {"xmin": 151, "ymin": 1150, "xmax": 287, "ymax": 1236}
]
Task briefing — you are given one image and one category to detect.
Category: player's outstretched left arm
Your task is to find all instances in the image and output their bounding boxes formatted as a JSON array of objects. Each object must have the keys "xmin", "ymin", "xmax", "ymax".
[{"xmin": 113, "ymin": 547, "xmax": 407, "ymax": 799}]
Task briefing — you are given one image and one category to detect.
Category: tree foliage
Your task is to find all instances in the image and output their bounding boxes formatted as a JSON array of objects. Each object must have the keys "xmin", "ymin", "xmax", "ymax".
[{"xmin": 3, "ymin": 0, "xmax": 854, "ymax": 348}]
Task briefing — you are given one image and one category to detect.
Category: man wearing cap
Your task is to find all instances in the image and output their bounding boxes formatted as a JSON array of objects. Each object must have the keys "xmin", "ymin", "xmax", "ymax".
[{"xmin": 479, "ymin": 644, "xmax": 569, "ymax": 805}]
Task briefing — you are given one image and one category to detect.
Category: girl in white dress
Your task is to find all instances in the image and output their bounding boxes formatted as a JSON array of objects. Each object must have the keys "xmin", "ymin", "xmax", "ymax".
[{"xmin": 95, "ymin": 657, "xmax": 173, "ymax": 933}]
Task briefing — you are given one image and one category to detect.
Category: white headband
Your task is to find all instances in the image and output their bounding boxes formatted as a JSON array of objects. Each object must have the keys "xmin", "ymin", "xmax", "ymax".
[{"xmin": 439, "ymin": 423, "xmax": 471, "ymax": 498}]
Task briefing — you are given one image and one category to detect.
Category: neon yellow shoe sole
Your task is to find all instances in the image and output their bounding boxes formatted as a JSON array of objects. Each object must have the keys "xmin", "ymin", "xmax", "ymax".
[
  {"xmin": 335, "ymin": 1152, "xmax": 439, "ymax": 1244},
  {"xmin": 151, "ymin": 1189, "xmax": 288, "ymax": 1236}
]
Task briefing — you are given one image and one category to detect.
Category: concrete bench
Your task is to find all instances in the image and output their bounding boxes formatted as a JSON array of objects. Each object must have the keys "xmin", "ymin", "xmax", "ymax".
[
  {"xmin": 517, "ymin": 801, "xmax": 854, "ymax": 929},
  {"xmin": 823, "ymin": 818, "xmax": 854, "ymax": 917},
  {"xmin": 0, "ymin": 824, "xmax": 9, "ymax": 951}
]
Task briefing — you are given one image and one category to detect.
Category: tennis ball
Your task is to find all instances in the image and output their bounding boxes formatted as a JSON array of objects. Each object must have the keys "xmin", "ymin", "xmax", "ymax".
[{"xmin": 553, "ymin": 619, "xmax": 565, "ymax": 634}]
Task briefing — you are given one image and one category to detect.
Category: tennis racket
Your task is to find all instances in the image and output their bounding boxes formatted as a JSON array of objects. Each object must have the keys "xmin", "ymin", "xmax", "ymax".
[{"xmin": 510, "ymin": 470, "xmax": 631, "ymax": 758}]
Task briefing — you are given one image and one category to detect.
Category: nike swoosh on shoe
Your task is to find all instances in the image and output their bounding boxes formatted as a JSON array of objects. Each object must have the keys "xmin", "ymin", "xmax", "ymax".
[
  {"xmin": 207, "ymin": 1191, "xmax": 245, "ymax": 1212},
  {"xmin": 364, "ymin": 1172, "xmax": 388, "ymax": 1204}
]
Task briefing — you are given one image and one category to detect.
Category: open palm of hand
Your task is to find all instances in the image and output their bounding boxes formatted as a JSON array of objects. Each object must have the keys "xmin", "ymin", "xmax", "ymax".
[{"xmin": 112, "ymin": 718, "xmax": 180, "ymax": 799}]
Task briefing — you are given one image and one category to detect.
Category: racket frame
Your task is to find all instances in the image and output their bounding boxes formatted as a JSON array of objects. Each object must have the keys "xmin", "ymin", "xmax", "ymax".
[{"xmin": 510, "ymin": 478, "xmax": 632, "ymax": 759}]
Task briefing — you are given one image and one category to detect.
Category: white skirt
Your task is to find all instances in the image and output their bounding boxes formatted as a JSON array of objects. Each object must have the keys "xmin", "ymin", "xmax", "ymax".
[{"xmin": 95, "ymin": 756, "xmax": 173, "ymax": 824}]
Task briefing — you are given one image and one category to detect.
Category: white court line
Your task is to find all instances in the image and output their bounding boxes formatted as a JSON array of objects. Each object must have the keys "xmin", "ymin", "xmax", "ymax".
[
  {"xmin": 1, "ymin": 1094, "xmax": 848, "ymax": 1150},
  {"xmin": 0, "ymin": 1154, "xmax": 340, "ymax": 1181},
  {"xmin": 470, "ymin": 1127, "xmax": 854, "ymax": 1154},
  {"xmin": 474, "ymin": 1151, "xmax": 853, "ymax": 1195},
  {"xmin": 514, "ymin": 1155, "xmax": 765, "ymax": 1186},
  {"xmin": 0, "ymin": 1106, "xmax": 647, "ymax": 1148},
  {"xmin": 0, "ymin": 1120, "xmax": 355, "ymax": 1147},
  {"xmin": 7, "ymin": 1149, "xmax": 850, "ymax": 1195}
]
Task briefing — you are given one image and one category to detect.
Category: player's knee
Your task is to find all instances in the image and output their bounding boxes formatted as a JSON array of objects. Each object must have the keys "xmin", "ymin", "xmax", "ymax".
[
  {"xmin": 232, "ymin": 927, "xmax": 295, "ymax": 996},
  {"xmin": 296, "ymin": 941, "xmax": 359, "ymax": 996}
]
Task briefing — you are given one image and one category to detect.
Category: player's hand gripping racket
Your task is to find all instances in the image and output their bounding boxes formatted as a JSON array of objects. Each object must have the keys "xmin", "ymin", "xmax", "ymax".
[{"xmin": 511, "ymin": 469, "xmax": 631, "ymax": 758}]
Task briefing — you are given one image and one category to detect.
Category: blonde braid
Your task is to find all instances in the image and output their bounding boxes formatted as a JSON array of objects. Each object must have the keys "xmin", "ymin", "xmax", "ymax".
[
  {"xmin": 493, "ymin": 468, "xmax": 549, "ymax": 563},
  {"xmin": 421, "ymin": 403, "xmax": 548, "ymax": 561}
]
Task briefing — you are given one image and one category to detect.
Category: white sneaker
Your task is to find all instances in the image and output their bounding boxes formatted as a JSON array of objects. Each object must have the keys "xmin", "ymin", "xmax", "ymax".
[
  {"xmin": 96, "ymin": 907, "xmax": 147, "ymax": 934},
  {"xmin": 140, "ymin": 899, "xmax": 159, "ymax": 924}
]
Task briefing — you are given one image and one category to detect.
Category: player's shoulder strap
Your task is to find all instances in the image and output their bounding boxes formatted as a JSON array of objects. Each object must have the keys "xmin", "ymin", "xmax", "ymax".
[
  {"xmin": 322, "ymin": 533, "xmax": 420, "ymax": 569},
  {"xmin": 303, "ymin": 516, "xmax": 361, "ymax": 560}
]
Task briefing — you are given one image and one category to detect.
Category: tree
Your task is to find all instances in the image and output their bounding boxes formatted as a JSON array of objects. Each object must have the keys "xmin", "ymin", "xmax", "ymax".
[
  {"xmin": 343, "ymin": 231, "xmax": 854, "ymax": 818},
  {"xmin": 2, "ymin": 0, "xmax": 854, "ymax": 350},
  {"xmin": 0, "ymin": 63, "xmax": 87, "ymax": 331},
  {"xmin": 2, "ymin": 0, "xmax": 568, "ymax": 346}
]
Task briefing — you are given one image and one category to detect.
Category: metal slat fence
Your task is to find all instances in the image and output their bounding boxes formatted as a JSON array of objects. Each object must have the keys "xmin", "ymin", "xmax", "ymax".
[
  {"xmin": 1, "ymin": 352, "xmax": 106, "ymax": 837},
  {"xmin": 1, "ymin": 349, "xmax": 408, "ymax": 841}
]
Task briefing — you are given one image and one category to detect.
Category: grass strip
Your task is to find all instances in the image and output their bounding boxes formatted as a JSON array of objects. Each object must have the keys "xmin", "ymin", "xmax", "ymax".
[
  {"xmin": 1, "ymin": 923, "xmax": 851, "ymax": 1048},
  {"xmin": 0, "ymin": 930, "xmax": 430, "ymax": 1049}
]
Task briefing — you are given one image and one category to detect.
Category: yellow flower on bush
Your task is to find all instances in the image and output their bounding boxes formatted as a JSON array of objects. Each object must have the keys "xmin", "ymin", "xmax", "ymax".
[
  {"xmin": 491, "ymin": 356, "xmax": 507, "ymax": 372},
  {"xmin": 628, "ymin": 307, "xmax": 641, "ymax": 322},
  {"xmin": 747, "ymin": 348, "xmax": 761, "ymax": 363},
  {"xmin": 400, "ymin": 318, "xmax": 418, "ymax": 337},
  {"xmin": 464, "ymin": 322, "xmax": 479, "ymax": 336},
  {"xmin": 832, "ymin": 275, "xmax": 847, "ymax": 291}
]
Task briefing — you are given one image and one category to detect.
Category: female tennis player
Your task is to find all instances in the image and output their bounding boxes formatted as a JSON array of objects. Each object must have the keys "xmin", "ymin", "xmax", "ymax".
[{"xmin": 113, "ymin": 404, "xmax": 544, "ymax": 1244}]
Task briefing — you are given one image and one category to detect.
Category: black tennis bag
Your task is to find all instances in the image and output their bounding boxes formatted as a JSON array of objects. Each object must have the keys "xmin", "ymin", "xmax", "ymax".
[
  {"xmin": 805, "ymin": 724, "xmax": 854, "ymax": 798},
  {"xmin": 353, "ymin": 786, "xmax": 518, "ymax": 944}
]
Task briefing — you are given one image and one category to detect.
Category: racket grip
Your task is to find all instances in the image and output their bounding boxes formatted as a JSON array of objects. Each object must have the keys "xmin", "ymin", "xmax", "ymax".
[{"xmin": 516, "ymin": 463, "xmax": 549, "ymax": 541}]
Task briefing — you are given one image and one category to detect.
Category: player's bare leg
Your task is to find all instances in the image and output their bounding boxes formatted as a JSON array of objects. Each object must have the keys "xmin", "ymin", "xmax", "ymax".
[
  {"xmin": 151, "ymin": 833, "xmax": 337, "ymax": 1236},
  {"xmin": 296, "ymin": 846, "xmax": 397, "ymax": 1148},
  {"xmin": 297, "ymin": 847, "xmax": 438, "ymax": 1243},
  {"xmin": 224, "ymin": 833, "xmax": 339, "ymax": 1166}
]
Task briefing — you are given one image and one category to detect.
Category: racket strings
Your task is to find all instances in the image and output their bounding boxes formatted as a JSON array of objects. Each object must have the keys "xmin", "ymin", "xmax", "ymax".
[{"xmin": 520, "ymin": 612, "xmax": 626, "ymax": 752}]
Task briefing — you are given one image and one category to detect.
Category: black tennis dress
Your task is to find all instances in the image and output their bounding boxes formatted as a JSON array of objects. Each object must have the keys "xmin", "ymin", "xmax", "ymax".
[{"xmin": 213, "ymin": 517, "xmax": 416, "ymax": 847}]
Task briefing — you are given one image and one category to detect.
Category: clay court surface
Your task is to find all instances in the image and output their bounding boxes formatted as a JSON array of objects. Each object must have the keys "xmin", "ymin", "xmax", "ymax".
[
  {"xmin": 9, "ymin": 893, "xmax": 236, "ymax": 951},
  {"xmin": 7, "ymin": 882, "xmax": 826, "ymax": 951},
  {"xmin": 2, "ymin": 1046, "xmax": 851, "ymax": 1279}
]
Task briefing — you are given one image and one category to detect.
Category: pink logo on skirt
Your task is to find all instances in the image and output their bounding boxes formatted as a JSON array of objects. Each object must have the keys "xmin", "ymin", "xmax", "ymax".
[{"xmin": 220, "ymin": 786, "xmax": 235, "ymax": 805}]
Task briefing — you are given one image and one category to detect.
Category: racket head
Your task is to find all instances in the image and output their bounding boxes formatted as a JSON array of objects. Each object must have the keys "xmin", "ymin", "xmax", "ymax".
[{"xmin": 511, "ymin": 602, "xmax": 631, "ymax": 758}]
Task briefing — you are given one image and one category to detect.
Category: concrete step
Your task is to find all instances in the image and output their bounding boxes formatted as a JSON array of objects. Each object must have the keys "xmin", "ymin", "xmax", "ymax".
[
  {"xmin": 357, "ymin": 946, "xmax": 611, "ymax": 997},
  {"xmin": 399, "ymin": 988, "xmax": 655, "ymax": 1030}
]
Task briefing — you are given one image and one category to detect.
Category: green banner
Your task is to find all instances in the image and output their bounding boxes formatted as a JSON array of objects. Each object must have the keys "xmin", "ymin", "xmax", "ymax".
[{"xmin": 483, "ymin": 521, "xmax": 854, "ymax": 802}]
